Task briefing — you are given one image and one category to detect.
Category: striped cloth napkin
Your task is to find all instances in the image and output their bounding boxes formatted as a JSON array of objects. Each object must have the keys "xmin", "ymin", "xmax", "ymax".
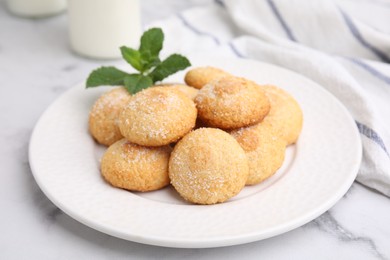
[{"xmin": 149, "ymin": 0, "xmax": 390, "ymax": 196}]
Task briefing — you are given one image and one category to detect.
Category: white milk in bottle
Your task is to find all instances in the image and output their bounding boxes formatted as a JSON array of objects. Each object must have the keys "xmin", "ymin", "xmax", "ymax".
[
  {"xmin": 7, "ymin": 0, "xmax": 67, "ymax": 17},
  {"xmin": 67, "ymin": 0, "xmax": 141, "ymax": 59}
]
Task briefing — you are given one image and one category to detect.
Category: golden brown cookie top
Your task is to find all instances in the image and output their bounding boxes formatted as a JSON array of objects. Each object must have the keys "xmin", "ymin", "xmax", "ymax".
[
  {"xmin": 230, "ymin": 123, "xmax": 286, "ymax": 185},
  {"xmin": 160, "ymin": 84, "xmax": 199, "ymax": 100},
  {"xmin": 184, "ymin": 66, "xmax": 230, "ymax": 89},
  {"xmin": 230, "ymin": 124, "xmax": 261, "ymax": 152},
  {"xmin": 119, "ymin": 86, "xmax": 197, "ymax": 146},
  {"xmin": 195, "ymin": 76, "xmax": 270, "ymax": 129},
  {"xmin": 260, "ymin": 85, "xmax": 303, "ymax": 145},
  {"xmin": 169, "ymin": 128, "xmax": 249, "ymax": 204},
  {"xmin": 101, "ymin": 139, "xmax": 172, "ymax": 192},
  {"xmin": 88, "ymin": 87, "xmax": 131, "ymax": 146}
]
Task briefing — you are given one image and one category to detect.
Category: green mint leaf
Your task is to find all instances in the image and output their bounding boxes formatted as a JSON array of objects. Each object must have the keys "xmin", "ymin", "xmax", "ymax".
[
  {"xmin": 149, "ymin": 54, "xmax": 191, "ymax": 82},
  {"xmin": 139, "ymin": 28, "xmax": 164, "ymax": 65},
  {"xmin": 141, "ymin": 57, "xmax": 161, "ymax": 72},
  {"xmin": 120, "ymin": 46, "xmax": 142, "ymax": 72},
  {"xmin": 123, "ymin": 74, "xmax": 154, "ymax": 94},
  {"xmin": 86, "ymin": 27, "xmax": 191, "ymax": 95},
  {"xmin": 86, "ymin": 66, "xmax": 130, "ymax": 87}
]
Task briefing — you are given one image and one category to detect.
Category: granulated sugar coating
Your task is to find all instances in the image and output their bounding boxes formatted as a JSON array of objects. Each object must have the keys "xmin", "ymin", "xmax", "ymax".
[
  {"xmin": 101, "ymin": 139, "xmax": 172, "ymax": 192},
  {"xmin": 184, "ymin": 66, "xmax": 230, "ymax": 89},
  {"xmin": 89, "ymin": 87, "xmax": 131, "ymax": 146},
  {"xmin": 231, "ymin": 123, "xmax": 286, "ymax": 185},
  {"xmin": 119, "ymin": 87, "xmax": 197, "ymax": 146},
  {"xmin": 164, "ymin": 84, "xmax": 199, "ymax": 100},
  {"xmin": 260, "ymin": 85, "xmax": 303, "ymax": 145},
  {"xmin": 156, "ymin": 83, "xmax": 199, "ymax": 101},
  {"xmin": 195, "ymin": 76, "xmax": 270, "ymax": 129},
  {"xmin": 169, "ymin": 128, "xmax": 249, "ymax": 204}
]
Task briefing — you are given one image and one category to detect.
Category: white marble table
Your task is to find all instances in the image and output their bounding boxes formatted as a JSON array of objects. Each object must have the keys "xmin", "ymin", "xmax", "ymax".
[{"xmin": 1, "ymin": 1, "xmax": 389, "ymax": 259}]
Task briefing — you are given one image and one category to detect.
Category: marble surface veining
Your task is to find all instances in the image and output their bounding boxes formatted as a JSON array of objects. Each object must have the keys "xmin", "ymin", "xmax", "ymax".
[{"xmin": 0, "ymin": 0, "xmax": 389, "ymax": 259}]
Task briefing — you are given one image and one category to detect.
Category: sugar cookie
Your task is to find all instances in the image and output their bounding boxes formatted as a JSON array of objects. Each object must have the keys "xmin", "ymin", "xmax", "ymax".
[
  {"xmin": 169, "ymin": 128, "xmax": 249, "ymax": 204},
  {"xmin": 119, "ymin": 87, "xmax": 197, "ymax": 146},
  {"xmin": 195, "ymin": 76, "xmax": 270, "ymax": 129},
  {"xmin": 261, "ymin": 85, "xmax": 303, "ymax": 145},
  {"xmin": 101, "ymin": 139, "xmax": 172, "ymax": 192},
  {"xmin": 231, "ymin": 124, "xmax": 286, "ymax": 185},
  {"xmin": 184, "ymin": 66, "xmax": 230, "ymax": 89},
  {"xmin": 162, "ymin": 84, "xmax": 198, "ymax": 100},
  {"xmin": 89, "ymin": 87, "xmax": 131, "ymax": 146}
]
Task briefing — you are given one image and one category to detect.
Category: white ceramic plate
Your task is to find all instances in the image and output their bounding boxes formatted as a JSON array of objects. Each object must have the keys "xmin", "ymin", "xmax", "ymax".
[{"xmin": 29, "ymin": 57, "xmax": 362, "ymax": 248}]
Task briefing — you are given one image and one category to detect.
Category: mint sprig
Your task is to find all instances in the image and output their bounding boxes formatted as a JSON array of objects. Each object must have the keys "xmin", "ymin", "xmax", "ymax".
[
  {"xmin": 86, "ymin": 67, "xmax": 129, "ymax": 87},
  {"xmin": 86, "ymin": 28, "xmax": 191, "ymax": 94}
]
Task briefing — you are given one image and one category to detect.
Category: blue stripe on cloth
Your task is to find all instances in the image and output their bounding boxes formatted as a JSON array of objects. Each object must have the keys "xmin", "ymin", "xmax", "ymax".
[
  {"xmin": 348, "ymin": 58, "xmax": 390, "ymax": 85},
  {"xmin": 229, "ymin": 42, "xmax": 245, "ymax": 58},
  {"xmin": 266, "ymin": 0, "xmax": 297, "ymax": 41},
  {"xmin": 356, "ymin": 121, "xmax": 389, "ymax": 156},
  {"xmin": 214, "ymin": 0, "xmax": 225, "ymax": 8},
  {"xmin": 339, "ymin": 9, "xmax": 390, "ymax": 63},
  {"xmin": 177, "ymin": 13, "xmax": 221, "ymax": 45}
]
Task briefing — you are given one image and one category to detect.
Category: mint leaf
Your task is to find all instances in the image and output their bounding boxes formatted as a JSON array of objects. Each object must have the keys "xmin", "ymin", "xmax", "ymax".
[
  {"xmin": 120, "ymin": 47, "xmax": 142, "ymax": 72},
  {"xmin": 139, "ymin": 28, "xmax": 163, "ymax": 65},
  {"xmin": 140, "ymin": 57, "xmax": 161, "ymax": 72},
  {"xmin": 123, "ymin": 74, "xmax": 153, "ymax": 94},
  {"xmin": 86, "ymin": 67, "xmax": 130, "ymax": 87},
  {"xmin": 150, "ymin": 54, "xmax": 191, "ymax": 82},
  {"xmin": 86, "ymin": 28, "xmax": 191, "ymax": 94}
]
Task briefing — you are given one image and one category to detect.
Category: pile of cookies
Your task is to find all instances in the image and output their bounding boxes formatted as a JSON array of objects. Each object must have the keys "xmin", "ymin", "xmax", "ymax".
[{"xmin": 89, "ymin": 66, "xmax": 303, "ymax": 205}]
